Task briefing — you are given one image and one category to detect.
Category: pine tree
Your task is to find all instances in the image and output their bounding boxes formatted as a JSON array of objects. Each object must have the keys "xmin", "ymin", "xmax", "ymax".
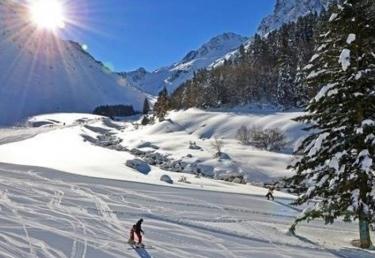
[
  {"xmin": 142, "ymin": 98, "xmax": 150, "ymax": 115},
  {"xmin": 285, "ymin": 0, "xmax": 375, "ymax": 249},
  {"xmin": 154, "ymin": 87, "xmax": 170, "ymax": 121},
  {"xmin": 293, "ymin": 66, "xmax": 308, "ymax": 106},
  {"xmin": 276, "ymin": 26, "xmax": 296, "ymax": 107}
]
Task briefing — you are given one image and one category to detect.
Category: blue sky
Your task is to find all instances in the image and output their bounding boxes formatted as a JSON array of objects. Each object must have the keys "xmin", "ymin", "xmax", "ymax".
[{"xmin": 64, "ymin": 0, "xmax": 274, "ymax": 72}]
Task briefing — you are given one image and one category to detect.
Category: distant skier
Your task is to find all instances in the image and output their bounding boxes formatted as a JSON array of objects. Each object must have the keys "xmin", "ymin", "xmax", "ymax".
[
  {"xmin": 128, "ymin": 219, "xmax": 144, "ymax": 246},
  {"xmin": 266, "ymin": 186, "xmax": 275, "ymax": 201}
]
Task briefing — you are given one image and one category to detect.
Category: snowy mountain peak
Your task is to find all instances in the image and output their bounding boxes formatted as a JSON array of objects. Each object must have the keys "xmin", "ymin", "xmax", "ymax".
[
  {"xmin": 201, "ymin": 32, "xmax": 246, "ymax": 51},
  {"xmin": 123, "ymin": 33, "xmax": 248, "ymax": 95},
  {"xmin": 181, "ymin": 33, "xmax": 247, "ymax": 63},
  {"xmin": 257, "ymin": 0, "xmax": 333, "ymax": 36}
]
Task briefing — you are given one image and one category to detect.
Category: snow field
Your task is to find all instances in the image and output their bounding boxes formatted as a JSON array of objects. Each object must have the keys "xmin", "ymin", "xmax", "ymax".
[{"xmin": 0, "ymin": 163, "xmax": 373, "ymax": 258}]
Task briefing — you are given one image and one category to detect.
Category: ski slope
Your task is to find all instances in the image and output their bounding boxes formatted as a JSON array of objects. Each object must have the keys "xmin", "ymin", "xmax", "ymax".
[
  {"xmin": 0, "ymin": 163, "xmax": 373, "ymax": 258},
  {"xmin": 0, "ymin": 111, "xmax": 374, "ymax": 257}
]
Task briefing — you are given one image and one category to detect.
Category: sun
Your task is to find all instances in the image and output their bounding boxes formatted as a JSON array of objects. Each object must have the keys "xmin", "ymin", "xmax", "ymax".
[{"xmin": 29, "ymin": 0, "xmax": 66, "ymax": 30}]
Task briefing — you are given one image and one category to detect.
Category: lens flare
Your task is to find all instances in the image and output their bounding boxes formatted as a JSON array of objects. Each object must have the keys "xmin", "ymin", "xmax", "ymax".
[{"xmin": 29, "ymin": 0, "xmax": 66, "ymax": 30}]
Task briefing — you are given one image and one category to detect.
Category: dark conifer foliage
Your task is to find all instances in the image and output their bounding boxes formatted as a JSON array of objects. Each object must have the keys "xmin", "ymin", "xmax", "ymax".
[
  {"xmin": 154, "ymin": 87, "xmax": 170, "ymax": 121},
  {"xmin": 142, "ymin": 98, "xmax": 150, "ymax": 115},
  {"xmin": 93, "ymin": 105, "xmax": 136, "ymax": 117}
]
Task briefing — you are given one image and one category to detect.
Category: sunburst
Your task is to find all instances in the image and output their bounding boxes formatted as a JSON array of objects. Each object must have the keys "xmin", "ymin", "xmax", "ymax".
[{"xmin": 29, "ymin": 0, "xmax": 66, "ymax": 31}]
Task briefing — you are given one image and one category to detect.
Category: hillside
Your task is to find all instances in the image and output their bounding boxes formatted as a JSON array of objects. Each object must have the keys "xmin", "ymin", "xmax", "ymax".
[
  {"xmin": 169, "ymin": 13, "xmax": 319, "ymax": 110},
  {"xmin": 0, "ymin": 1, "xmax": 145, "ymax": 125},
  {"xmin": 0, "ymin": 110, "xmax": 304, "ymax": 185}
]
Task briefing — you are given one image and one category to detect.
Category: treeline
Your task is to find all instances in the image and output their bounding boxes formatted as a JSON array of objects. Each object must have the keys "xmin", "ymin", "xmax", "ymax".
[
  {"xmin": 93, "ymin": 105, "xmax": 136, "ymax": 117},
  {"xmin": 169, "ymin": 12, "xmax": 327, "ymax": 110}
]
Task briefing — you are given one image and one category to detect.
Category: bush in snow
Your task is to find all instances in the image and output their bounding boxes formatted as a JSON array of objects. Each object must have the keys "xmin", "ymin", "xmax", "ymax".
[
  {"xmin": 211, "ymin": 137, "xmax": 224, "ymax": 157},
  {"xmin": 160, "ymin": 175, "xmax": 173, "ymax": 184},
  {"xmin": 126, "ymin": 159, "xmax": 151, "ymax": 174},
  {"xmin": 249, "ymin": 127, "xmax": 287, "ymax": 152},
  {"xmin": 236, "ymin": 125, "xmax": 251, "ymax": 145},
  {"xmin": 216, "ymin": 172, "xmax": 246, "ymax": 184},
  {"xmin": 236, "ymin": 126, "xmax": 287, "ymax": 151},
  {"xmin": 178, "ymin": 176, "xmax": 191, "ymax": 184}
]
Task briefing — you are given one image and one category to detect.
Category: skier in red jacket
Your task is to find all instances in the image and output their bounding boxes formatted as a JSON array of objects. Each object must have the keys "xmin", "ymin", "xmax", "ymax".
[{"xmin": 128, "ymin": 219, "xmax": 144, "ymax": 246}]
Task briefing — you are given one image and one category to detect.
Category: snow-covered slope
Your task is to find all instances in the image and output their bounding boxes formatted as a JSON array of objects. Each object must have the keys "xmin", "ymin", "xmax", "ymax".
[
  {"xmin": 1, "ymin": 163, "xmax": 371, "ymax": 258},
  {"xmin": 0, "ymin": 112, "xmax": 373, "ymax": 257},
  {"xmin": 0, "ymin": 108, "xmax": 305, "ymax": 185},
  {"xmin": 120, "ymin": 33, "xmax": 248, "ymax": 95},
  {"xmin": 0, "ymin": 1, "xmax": 145, "ymax": 126},
  {"xmin": 257, "ymin": 0, "xmax": 333, "ymax": 36}
]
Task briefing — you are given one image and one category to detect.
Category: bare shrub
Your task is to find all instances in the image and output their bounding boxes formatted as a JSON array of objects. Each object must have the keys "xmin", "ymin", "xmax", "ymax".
[
  {"xmin": 236, "ymin": 126, "xmax": 287, "ymax": 151},
  {"xmin": 250, "ymin": 127, "xmax": 287, "ymax": 151},
  {"xmin": 211, "ymin": 137, "xmax": 224, "ymax": 156},
  {"xmin": 236, "ymin": 125, "xmax": 251, "ymax": 145}
]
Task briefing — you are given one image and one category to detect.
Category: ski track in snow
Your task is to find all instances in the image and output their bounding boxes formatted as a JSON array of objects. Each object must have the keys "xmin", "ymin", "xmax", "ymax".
[{"xmin": 0, "ymin": 164, "xmax": 373, "ymax": 258}]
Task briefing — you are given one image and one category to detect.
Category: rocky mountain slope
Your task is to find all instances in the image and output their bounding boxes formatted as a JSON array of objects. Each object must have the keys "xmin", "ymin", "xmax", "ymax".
[
  {"xmin": 257, "ymin": 0, "xmax": 332, "ymax": 36},
  {"xmin": 120, "ymin": 33, "xmax": 248, "ymax": 95}
]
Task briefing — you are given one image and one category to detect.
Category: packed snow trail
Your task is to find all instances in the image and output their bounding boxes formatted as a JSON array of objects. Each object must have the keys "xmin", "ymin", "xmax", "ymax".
[{"xmin": 0, "ymin": 163, "xmax": 373, "ymax": 258}]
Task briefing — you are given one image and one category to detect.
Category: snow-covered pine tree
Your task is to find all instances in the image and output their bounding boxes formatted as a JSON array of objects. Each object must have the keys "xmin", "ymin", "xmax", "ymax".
[
  {"xmin": 285, "ymin": 0, "xmax": 375, "ymax": 249},
  {"xmin": 293, "ymin": 66, "xmax": 307, "ymax": 107}
]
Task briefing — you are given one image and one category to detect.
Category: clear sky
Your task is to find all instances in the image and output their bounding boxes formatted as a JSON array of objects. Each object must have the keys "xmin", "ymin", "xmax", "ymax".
[{"xmin": 63, "ymin": 0, "xmax": 275, "ymax": 72}]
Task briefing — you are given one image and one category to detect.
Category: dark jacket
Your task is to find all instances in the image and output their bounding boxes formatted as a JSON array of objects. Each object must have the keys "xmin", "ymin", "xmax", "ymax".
[{"xmin": 134, "ymin": 219, "xmax": 144, "ymax": 234}]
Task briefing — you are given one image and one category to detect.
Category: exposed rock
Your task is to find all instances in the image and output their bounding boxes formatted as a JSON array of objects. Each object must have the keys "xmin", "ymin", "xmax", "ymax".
[
  {"xmin": 189, "ymin": 141, "xmax": 202, "ymax": 150},
  {"xmin": 137, "ymin": 142, "xmax": 160, "ymax": 150},
  {"xmin": 126, "ymin": 159, "xmax": 151, "ymax": 174},
  {"xmin": 160, "ymin": 175, "xmax": 173, "ymax": 184}
]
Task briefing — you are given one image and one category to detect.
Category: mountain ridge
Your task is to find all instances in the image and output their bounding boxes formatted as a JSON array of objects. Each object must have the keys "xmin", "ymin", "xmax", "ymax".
[
  {"xmin": 120, "ymin": 32, "xmax": 249, "ymax": 95},
  {"xmin": 257, "ymin": 0, "xmax": 333, "ymax": 36}
]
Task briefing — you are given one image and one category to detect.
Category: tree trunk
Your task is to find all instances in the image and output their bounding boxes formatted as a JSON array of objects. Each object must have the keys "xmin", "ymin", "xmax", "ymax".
[{"xmin": 359, "ymin": 218, "xmax": 372, "ymax": 249}]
